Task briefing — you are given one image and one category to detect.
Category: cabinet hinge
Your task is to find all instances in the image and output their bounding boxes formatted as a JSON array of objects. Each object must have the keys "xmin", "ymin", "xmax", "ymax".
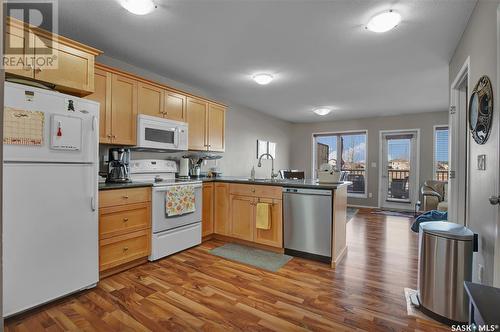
[{"xmin": 450, "ymin": 106, "xmax": 456, "ymax": 115}]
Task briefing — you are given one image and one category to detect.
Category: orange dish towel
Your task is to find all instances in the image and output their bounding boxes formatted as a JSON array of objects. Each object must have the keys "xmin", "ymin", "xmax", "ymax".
[
  {"xmin": 165, "ymin": 185, "xmax": 195, "ymax": 216},
  {"xmin": 256, "ymin": 202, "xmax": 271, "ymax": 230}
]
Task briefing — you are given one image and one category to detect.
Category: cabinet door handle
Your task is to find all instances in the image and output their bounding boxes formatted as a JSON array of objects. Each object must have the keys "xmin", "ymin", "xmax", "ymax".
[
  {"xmin": 123, "ymin": 217, "xmax": 129, "ymax": 222},
  {"xmin": 251, "ymin": 188, "xmax": 255, "ymax": 193},
  {"xmin": 122, "ymin": 195, "xmax": 129, "ymax": 199},
  {"xmin": 123, "ymin": 247, "xmax": 129, "ymax": 252}
]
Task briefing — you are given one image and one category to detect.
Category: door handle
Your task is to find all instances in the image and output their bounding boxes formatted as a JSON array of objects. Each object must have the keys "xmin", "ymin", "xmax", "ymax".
[{"xmin": 489, "ymin": 195, "xmax": 500, "ymax": 205}]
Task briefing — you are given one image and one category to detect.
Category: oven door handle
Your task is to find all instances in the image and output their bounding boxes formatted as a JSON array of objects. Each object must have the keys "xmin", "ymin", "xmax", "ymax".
[{"xmin": 153, "ymin": 184, "xmax": 203, "ymax": 192}]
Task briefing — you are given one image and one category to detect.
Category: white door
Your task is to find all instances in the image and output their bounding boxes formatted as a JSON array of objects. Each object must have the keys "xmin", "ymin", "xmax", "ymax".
[
  {"xmin": 380, "ymin": 130, "xmax": 419, "ymax": 210},
  {"xmin": 3, "ymin": 163, "xmax": 98, "ymax": 317}
]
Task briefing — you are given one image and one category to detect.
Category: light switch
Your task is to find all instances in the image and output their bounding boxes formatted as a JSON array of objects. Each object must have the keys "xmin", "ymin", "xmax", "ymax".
[{"xmin": 371, "ymin": 162, "xmax": 377, "ymax": 168}]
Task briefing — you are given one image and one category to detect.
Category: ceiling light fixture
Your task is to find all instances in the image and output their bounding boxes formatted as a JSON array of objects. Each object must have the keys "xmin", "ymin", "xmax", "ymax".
[
  {"xmin": 366, "ymin": 10, "xmax": 401, "ymax": 33},
  {"xmin": 252, "ymin": 73, "xmax": 274, "ymax": 85},
  {"xmin": 313, "ymin": 108, "xmax": 332, "ymax": 116},
  {"xmin": 120, "ymin": 0, "xmax": 156, "ymax": 15}
]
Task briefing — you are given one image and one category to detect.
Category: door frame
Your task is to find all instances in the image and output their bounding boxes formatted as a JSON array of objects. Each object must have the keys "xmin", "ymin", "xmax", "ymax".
[
  {"xmin": 378, "ymin": 129, "xmax": 420, "ymax": 210},
  {"xmin": 449, "ymin": 56, "xmax": 470, "ymax": 227},
  {"xmin": 494, "ymin": 5, "xmax": 500, "ymax": 287}
]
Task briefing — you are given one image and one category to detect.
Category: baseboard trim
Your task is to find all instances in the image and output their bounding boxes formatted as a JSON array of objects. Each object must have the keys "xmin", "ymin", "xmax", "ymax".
[{"xmin": 331, "ymin": 246, "xmax": 347, "ymax": 268}]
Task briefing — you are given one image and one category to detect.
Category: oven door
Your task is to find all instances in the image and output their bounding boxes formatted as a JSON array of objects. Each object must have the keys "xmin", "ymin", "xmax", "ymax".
[
  {"xmin": 152, "ymin": 184, "xmax": 202, "ymax": 233},
  {"xmin": 137, "ymin": 116, "xmax": 179, "ymax": 150}
]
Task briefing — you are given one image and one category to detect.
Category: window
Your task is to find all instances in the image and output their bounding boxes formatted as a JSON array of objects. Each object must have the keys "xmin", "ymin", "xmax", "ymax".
[
  {"xmin": 314, "ymin": 132, "xmax": 367, "ymax": 196},
  {"xmin": 434, "ymin": 126, "xmax": 449, "ymax": 181}
]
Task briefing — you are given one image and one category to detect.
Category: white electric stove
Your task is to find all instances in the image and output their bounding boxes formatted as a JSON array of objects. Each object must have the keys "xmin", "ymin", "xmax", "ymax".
[{"xmin": 130, "ymin": 159, "xmax": 202, "ymax": 260}]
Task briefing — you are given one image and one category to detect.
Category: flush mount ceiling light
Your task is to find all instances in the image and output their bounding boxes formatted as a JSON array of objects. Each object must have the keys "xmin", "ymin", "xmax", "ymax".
[
  {"xmin": 366, "ymin": 10, "xmax": 401, "ymax": 33},
  {"xmin": 313, "ymin": 108, "xmax": 332, "ymax": 116},
  {"xmin": 120, "ymin": 0, "xmax": 156, "ymax": 15},
  {"xmin": 252, "ymin": 73, "xmax": 274, "ymax": 85}
]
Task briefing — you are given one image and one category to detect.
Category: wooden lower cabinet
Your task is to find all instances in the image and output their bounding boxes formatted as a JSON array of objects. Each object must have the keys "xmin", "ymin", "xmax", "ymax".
[
  {"xmin": 209, "ymin": 183, "xmax": 283, "ymax": 248},
  {"xmin": 99, "ymin": 229, "xmax": 150, "ymax": 272},
  {"xmin": 214, "ymin": 183, "xmax": 230, "ymax": 235},
  {"xmin": 202, "ymin": 183, "xmax": 214, "ymax": 237},
  {"xmin": 230, "ymin": 195, "xmax": 256, "ymax": 241},
  {"xmin": 254, "ymin": 198, "xmax": 283, "ymax": 248},
  {"xmin": 98, "ymin": 187, "xmax": 151, "ymax": 277}
]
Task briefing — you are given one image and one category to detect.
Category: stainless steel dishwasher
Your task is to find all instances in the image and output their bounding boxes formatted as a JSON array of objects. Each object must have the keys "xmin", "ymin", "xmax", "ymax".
[{"xmin": 283, "ymin": 187, "xmax": 332, "ymax": 263}]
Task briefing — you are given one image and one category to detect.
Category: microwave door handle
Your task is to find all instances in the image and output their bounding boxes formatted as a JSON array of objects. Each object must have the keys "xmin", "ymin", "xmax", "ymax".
[{"xmin": 174, "ymin": 128, "xmax": 179, "ymax": 148}]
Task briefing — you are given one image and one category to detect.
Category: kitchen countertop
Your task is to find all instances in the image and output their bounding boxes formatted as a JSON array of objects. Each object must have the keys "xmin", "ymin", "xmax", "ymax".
[
  {"xmin": 98, "ymin": 181, "xmax": 153, "ymax": 191},
  {"xmin": 98, "ymin": 177, "xmax": 350, "ymax": 191},
  {"xmin": 200, "ymin": 177, "xmax": 351, "ymax": 190}
]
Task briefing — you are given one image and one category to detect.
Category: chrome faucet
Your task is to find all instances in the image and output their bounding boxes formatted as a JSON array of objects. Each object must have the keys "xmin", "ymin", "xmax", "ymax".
[{"xmin": 257, "ymin": 153, "xmax": 278, "ymax": 179}]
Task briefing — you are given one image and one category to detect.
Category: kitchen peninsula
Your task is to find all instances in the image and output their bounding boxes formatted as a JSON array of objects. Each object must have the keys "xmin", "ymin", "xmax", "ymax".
[{"xmin": 99, "ymin": 177, "xmax": 349, "ymax": 268}]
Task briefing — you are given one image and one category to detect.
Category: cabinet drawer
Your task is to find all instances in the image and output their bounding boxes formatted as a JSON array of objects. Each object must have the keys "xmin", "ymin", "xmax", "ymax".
[
  {"xmin": 229, "ymin": 183, "xmax": 282, "ymax": 199},
  {"xmin": 99, "ymin": 229, "xmax": 150, "ymax": 271},
  {"xmin": 99, "ymin": 187, "xmax": 151, "ymax": 208},
  {"xmin": 99, "ymin": 202, "xmax": 151, "ymax": 239}
]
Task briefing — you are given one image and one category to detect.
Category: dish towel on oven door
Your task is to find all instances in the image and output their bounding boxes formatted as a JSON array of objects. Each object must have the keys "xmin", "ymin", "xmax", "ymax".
[{"xmin": 165, "ymin": 185, "xmax": 196, "ymax": 216}]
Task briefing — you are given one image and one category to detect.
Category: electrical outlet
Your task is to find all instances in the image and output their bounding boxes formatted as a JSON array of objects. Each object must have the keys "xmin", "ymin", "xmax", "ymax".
[
  {"xmin": 368, "ymin": 193, "xmax": 373, "ymax": 198},
  {"xmin": 478, "ymin": 264, "xmax": 484, "ymax": 283}
]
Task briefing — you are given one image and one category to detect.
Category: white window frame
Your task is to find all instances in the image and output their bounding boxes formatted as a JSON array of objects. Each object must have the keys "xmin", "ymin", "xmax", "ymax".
[
  {"xmin": 433, "ymin": 125, "xmax": 449, "ymax": 181},
  {"xmin": 311, "ymin": 130, "xmax": 368, "ymax": 198}
]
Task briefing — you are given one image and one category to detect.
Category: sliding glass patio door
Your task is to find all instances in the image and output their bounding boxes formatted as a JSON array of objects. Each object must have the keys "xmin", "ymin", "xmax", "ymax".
[{"xmin": 380, "ymin": 130, "xmax": 419, "ymax": 210}]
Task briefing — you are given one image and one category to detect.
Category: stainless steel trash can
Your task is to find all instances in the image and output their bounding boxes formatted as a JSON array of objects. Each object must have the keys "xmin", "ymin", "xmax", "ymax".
[{"xmin": 417, "ymin": 221, "xmax": 474, "ymax": 324}]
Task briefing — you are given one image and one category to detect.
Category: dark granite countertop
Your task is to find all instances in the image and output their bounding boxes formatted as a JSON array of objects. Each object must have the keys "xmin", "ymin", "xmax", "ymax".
[
  {"xmin": 465, "ymin": 281, "xmax": 500, "ymax": 324},
  {"xmin": 98, "ymin": 181, "xmax": 153, "ymax": 191},
  {"xmin": 199, "ymin": 176, "xmax": 350, "ymax": 190},
  {"xmin": 98, "ymin": 177, "xmax": 350, "ymax": 191}
]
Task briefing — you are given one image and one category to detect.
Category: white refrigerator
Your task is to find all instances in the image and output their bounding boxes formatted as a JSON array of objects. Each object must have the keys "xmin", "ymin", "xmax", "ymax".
[{"xmin": 3, "ymin": 82, "xmax": 99, "ymax": 317}]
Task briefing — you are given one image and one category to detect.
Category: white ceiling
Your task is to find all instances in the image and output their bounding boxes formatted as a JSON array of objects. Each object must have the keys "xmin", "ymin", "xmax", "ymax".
[{"xmin": 58, "ymin": 0, "xmax": 476, "ymax": 123}]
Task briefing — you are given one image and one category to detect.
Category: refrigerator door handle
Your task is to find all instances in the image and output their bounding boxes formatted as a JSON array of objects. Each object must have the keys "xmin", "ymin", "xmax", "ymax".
[
  {"xmin": 90, "ymin": 196, "xmax": 96, "ymax": 212},
  {"xmin": 92, "ymin": 116, "xmax": 97, "ymax": 132}
]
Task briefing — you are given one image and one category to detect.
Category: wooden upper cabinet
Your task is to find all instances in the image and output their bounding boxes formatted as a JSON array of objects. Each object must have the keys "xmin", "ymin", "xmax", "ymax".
[
  {"xmin": 5, "ymin": 17, "xmax": 102, "ymax": 96},
  {"xmin": 214, "ymin": 183, "xmax": 230, "ymax": 236},
  {"xmin": 207, "ymin": 103, "xmax": 226, "ymax": 152},
  {"xmin": 5, "ymin": 22, "xmax": 34, "ymax": 79},
  {"xmin": 164, "ymin": 90, "xmax": 186, "ymax": 122},
  {"xmin": 33, "ymin": 35, "xmax": 96, "ymax": 94},
  {"xmin": 230, "ymin": 195, "xmax": 255, "ymax": 242},
  {"xmin": 111, "ymin": 74, "xmax": 138, "ymax": 145},
  {"xmin": 186, "ymin": 97, "xmax": 208, "ymax": 151},
  {"xmin": 85, "ymin": 68, "xmax": 112, "ymax": 143},
  {"xmin": 138, "ymin": 82, "xmax": 164, "ymax": 118}
]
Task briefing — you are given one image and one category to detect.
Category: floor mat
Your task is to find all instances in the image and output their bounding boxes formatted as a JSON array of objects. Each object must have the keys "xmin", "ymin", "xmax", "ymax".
[
  {"xmin": 404, "ymin": 288, "xmax": 445, "ymax": 327},
  {"xmin": 346, "ymin": 207, "xmax": 359, "ymax": 222},
  {"xmin": 209, "ymin": 243, "xmax": 293, "ymax": 272}
]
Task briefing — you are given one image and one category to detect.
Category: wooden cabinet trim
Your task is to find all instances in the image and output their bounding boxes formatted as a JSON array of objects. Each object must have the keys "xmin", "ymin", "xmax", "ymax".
[
  {"xmin": 95, "ymin": 63, "xmax": 227, "ymax": 108},
  {"xmin": 7, "ymin": 17, "xmax": 102, "ymax": 55}
]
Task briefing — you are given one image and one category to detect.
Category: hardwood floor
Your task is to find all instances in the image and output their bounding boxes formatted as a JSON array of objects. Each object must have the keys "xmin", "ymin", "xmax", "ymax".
[{"xmin": 5, "ymin": 208, "xmax": 448, "ymax": 331}]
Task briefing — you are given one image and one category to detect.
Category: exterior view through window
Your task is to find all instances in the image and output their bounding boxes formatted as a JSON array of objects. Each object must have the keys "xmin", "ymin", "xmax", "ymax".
[
  {"xmin": 314, "ymin": 132, "xmax": 367, "ymax": 195},
  {"xmin": 434, "ymin": 126, "xmax": 449, "ymax": 181}
]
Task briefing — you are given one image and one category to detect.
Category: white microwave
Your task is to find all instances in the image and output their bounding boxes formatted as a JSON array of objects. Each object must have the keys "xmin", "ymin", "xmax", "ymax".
[{"xmin": 136, "ymin": 114, "xmax": 188, "ymax": 151}]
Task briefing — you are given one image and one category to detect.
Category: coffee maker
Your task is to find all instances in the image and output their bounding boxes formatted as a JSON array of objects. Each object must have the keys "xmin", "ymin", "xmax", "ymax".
[{"xmin": 106, "ymin": 148, "xmax": 131, "ymax": 183}]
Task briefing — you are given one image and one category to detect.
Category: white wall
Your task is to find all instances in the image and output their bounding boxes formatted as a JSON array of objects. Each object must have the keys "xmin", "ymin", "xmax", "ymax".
[
  {"xmin": 449, "ymin": 0, "xmax": 500, "ymax": 286},
  {"xmin": 289, "ymin": 111, "xmax": 448, "ymax": 207},
  {"xmin": 96, "ymin": 56, "xmax": 293, "ymax": 178}
]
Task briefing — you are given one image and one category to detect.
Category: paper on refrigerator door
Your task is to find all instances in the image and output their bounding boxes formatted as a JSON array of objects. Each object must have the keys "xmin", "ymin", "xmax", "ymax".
[{"xmin": 3, "ymin": 107, "xmax": 44, "ymax": 146}]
